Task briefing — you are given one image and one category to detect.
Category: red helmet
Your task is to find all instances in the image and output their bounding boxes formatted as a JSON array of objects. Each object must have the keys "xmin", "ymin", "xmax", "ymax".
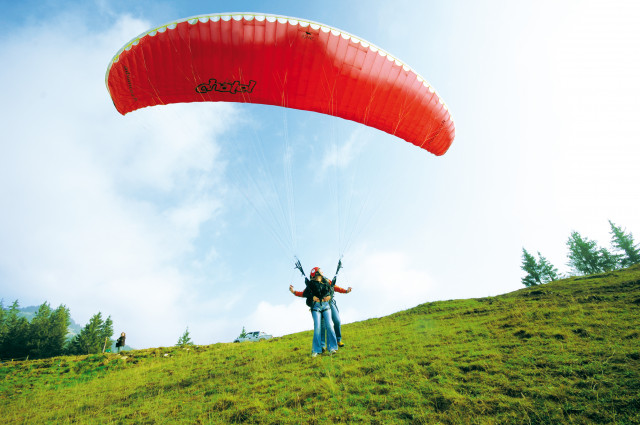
[{"xmin": 310, "ymin": 267, "xmax": 322, "ymax": 278}]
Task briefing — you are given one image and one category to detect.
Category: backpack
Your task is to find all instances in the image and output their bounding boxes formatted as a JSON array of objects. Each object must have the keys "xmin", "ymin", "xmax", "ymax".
[{"xmin": 302, "ymin": 279, "xmax": 332, "ymax": 307}]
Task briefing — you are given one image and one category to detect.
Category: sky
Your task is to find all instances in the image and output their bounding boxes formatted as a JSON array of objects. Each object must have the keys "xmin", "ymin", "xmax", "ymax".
[{"xmin": 1, "ymin": 0, "xmax": 639, "ymax": 349}]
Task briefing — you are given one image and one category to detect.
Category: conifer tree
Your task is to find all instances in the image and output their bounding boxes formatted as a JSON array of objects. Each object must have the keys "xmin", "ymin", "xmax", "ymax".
[
  {"xmin": 27, "ymin": 304, "xmax": 70, "ymax": 358},
  {"xmin": 176, "ymin": 327, "xmax": 194, "ymax": 347},
  {"xmin": 538, "ymin": 252, "xmax": 560, "ymax": 283},
  {"xmin": 521, "ymin": 248, "xmax": 559, "ymax": 286},
  {"xmin": 598, "ymin": 246, "xmax": 621, "ymax": 271},
  {"xmin": 609, "ymin": 220, "xmax": 640, "ymax": 267},
  {"xmin": 0, "ymin": 300, "xmax": 6, "ymax": 342},
  {"xmin": 567, "ymin": 231, "xmax": 618, "ymax": 275},
  {"xmin": 521, "ymin": 248, "xmax": 542, "ymax": 286},
  {"xmin": 49, "ymin": 305, "xmax": 72, "ymax": 355},
  {"xmin": 66, "ymin": 313, "xmax": 113, "ymax": 355},
  {"xmin": 27, "ymin": 302, "xmax": 53, "ymax": 359},
  {"xmin": 1, "ymin": 301, "xmax": 29, "ymax": 359}
]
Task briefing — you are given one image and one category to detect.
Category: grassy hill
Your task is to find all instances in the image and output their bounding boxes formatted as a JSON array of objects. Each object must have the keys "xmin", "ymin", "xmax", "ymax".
[{"xmin": 1, "ymin": 266, "xmax": 639, "ymax": 424}]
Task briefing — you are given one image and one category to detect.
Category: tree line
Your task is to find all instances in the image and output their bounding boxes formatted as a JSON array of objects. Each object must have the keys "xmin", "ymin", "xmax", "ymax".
[
  {"xmin": 521, "ymin": 220, "xmax": 640, "ymax": 287},
  {"xmin": 0, "ymin": 300, "xmax": 113, "ymax": 360}
]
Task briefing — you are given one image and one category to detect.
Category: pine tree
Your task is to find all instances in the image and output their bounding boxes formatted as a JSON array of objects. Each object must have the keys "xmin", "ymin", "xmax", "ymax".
[
  {"xmin": 609, "ymin": 220, "xmax": 640, "ymax": 267},
  {"xmin": 66, "ymin": 313, "xmax": 113, "ymax": 355},
  {"xmin": 176, "ymin": 327, "xmax": 194, "ymax": 347},
  {"xmin": 27, "ymin": 302, "xmax": 53, "ymax": 359},
  {"xmin": 537, "ymin": 252, "xmax": 560, "ymax": 283},
  {"xmin": 1, "ymin": 301, "xmax": 29, "ymax": 360},
  {"xmin": 0, "ymin": 300, "xmax": 6, "ymax": 352},
  {"xmin": 0, "ymin": 300, "xmax": 6, "ymax": 335},
  {"xmin": 44, "ymin": 305, "xmax": 71, "ymax": 357},
  {"xmin": 521, "ymin": 248, "xmax": 542, "ymax": 286},
  {"xmin": 102, "ymin": 316, "xmax": 114, "ymax": 350},
  {"xmin": 598, "ymin": 247, "xmax": 620, "ymax": 271},
  {"xmin": 521, "ymin": 248, "xmax": 559, "ymax": 287},
  {"xmin": 567, "ymin": 231, "xmax": 618, "ymax": 275}
]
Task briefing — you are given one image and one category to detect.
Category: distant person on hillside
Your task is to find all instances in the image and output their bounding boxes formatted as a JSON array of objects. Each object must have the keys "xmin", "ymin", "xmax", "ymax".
[
  {"xmin": 116, "ymin": 332, "xmax": 126, "ymax": 353},
  {"xmin": 290, "ymin": 272, "xmax": 352, "ymax": 349},
  {"xmin": 289, "ymin": 267, "xmax": 338, "ymax": 357}
]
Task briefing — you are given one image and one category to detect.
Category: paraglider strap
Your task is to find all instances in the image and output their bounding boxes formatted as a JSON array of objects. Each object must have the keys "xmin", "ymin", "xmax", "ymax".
[
  {"xmin": 294, "ymin": 257, "xmax": 305, "ymax": 277},
  {"xmin": 335, "ymin": 258, "xmax": 343, "ymax": 276},
  {"xmin": 295, "ymin": 257, "xmax": 342, "ymax": 279}
]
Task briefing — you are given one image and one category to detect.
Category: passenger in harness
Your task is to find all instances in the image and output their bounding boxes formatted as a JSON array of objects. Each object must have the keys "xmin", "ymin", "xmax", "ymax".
[
  {"xmin": 291, "ymin": 266, "xmax": 338, "ymax": 357},
  {"xmin": 290, "ymin": 259, "xmax": 352, "ymax": 350},
  {"xmin": 323, "ymin": 273, "xmax": 351, "ymax": 348}
]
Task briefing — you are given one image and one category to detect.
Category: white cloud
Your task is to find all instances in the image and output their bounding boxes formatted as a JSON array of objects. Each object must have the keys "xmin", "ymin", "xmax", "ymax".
[
  {"xmin": 0, "ymin": 12, "xmax": 236, "ymax": 347},
  {"xmin": 246, "ymin": 299, "xmax": 311, "ymax": 337},
  {"xmin": 339, "ymin": 247, "xmax": 435, "ymax": 319}
]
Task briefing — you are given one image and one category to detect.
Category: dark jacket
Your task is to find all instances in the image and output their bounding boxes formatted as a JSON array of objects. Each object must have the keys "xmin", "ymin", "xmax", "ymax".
[{"xmin": 302, "ymin": 277, "xmax": 333, "ymax": 307}]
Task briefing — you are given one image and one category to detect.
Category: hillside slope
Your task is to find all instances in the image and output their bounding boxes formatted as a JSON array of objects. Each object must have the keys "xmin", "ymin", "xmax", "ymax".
[{"xmin": 1, "ymin": 266, "xmax": 639, "ymax": 424}]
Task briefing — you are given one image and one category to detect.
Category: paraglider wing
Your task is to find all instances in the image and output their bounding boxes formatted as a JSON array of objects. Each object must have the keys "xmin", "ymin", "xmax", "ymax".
[{"xmin": 106, "ymin": 13, "xmax": 455, "ymax": 155}]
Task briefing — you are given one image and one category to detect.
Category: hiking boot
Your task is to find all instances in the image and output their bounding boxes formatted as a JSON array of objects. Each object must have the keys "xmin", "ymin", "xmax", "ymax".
[
  {"xmin": 337, "ymin": 341, "xmax": 345, "ymax": 348},
  {"xmin": 311, "ymin": 353, "xmax": 319, "ymax": 358},
  {"xmin": 329, "ymin": 349, "xmax": 338, "ymax": 355}
]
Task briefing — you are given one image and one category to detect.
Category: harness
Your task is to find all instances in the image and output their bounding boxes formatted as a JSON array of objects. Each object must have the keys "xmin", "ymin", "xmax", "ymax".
[
  {"xmin": 303, "ymin": 278, "xmax": 332, "ymax": 308},
  {"xmin": 311, "ymin": 301, "xmax": 332, "ymax": 313},
  {"xmin": 296, "ymin": 258, "xmax": 344, "ymax": 309}
]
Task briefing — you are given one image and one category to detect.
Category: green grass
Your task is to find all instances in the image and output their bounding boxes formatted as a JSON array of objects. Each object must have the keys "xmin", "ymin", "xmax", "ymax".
[{"xmin": 2, "ymin": 265, "xmax": 640, "ymax": 424}]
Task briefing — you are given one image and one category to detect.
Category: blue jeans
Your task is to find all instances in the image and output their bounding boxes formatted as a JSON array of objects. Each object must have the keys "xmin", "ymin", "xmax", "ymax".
[
  {"xmin": 311, "ymin": 302, "xmax": 337, "ymax": 353},
  {"xmin": 321, "ymin": 300, "xmax": 342, "ymax": 346}
]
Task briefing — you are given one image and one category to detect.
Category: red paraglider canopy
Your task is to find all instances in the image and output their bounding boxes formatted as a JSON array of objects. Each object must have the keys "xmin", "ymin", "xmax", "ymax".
[{"xmin": 106, "ymin": 13, "xmax": 455, "ymax": 155}]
